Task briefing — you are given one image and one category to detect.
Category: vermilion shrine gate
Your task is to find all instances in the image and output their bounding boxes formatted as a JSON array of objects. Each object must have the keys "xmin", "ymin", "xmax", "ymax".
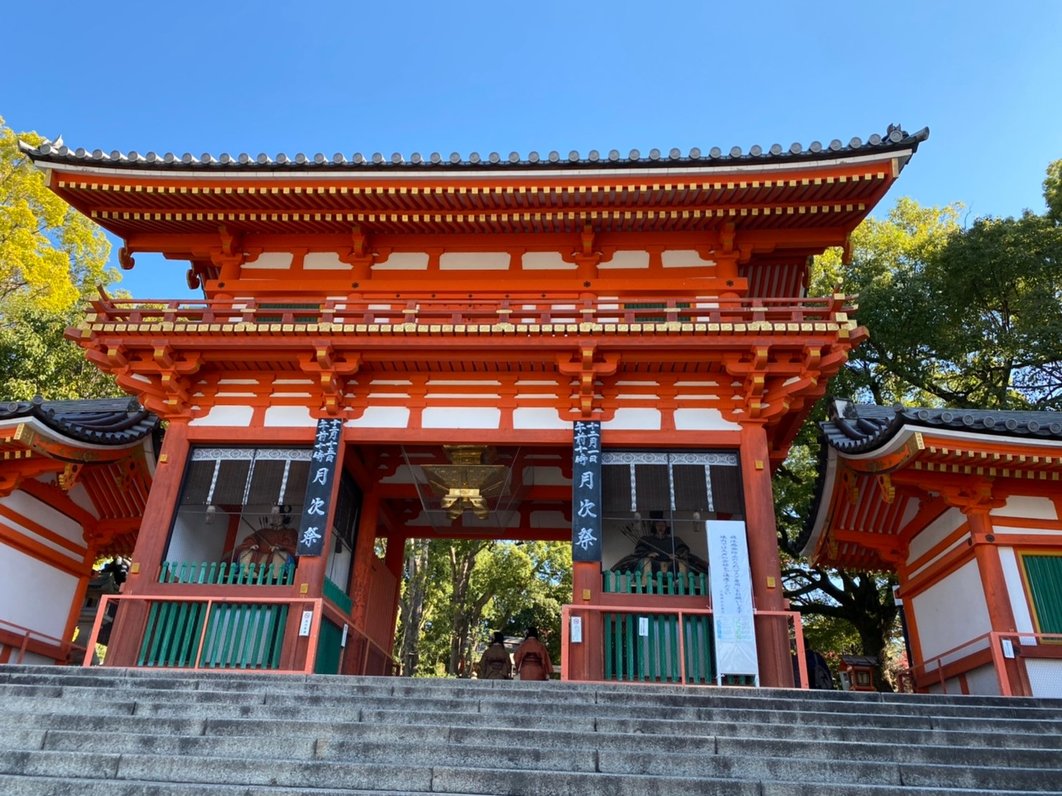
[{"xmin": 13, "ymin": 127, "xmax": 928, "ymax": 685}]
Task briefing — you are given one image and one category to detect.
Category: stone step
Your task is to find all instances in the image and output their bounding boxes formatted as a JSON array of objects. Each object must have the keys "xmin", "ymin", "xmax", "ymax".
[
  {"xmin": 0, "ymin": 774, "xmax": 1049, "ymax": 796},
  {"xmin": 0, "ymin": 781, "xmax": 1045, "ymax": 796},
  {"xmin": 2, "ymin": 708, "xmax": 1053, "ymax": 772},
  {"xmin": 3, "ymin": 667, "xmax": 1058, "ymax": 702},
  {"xmin": 16, "ymin": 722, "xmax": 1058, "ymax": 773},
  {"xmin": 1, "ymin": 665, "xmax": 1060, "ymax": 795},
  {"xmin": 7, "ymin": 749, "xmax": 1053, "ymax": 796},
  {"xmin": 4, "ymin": 666, "xmax": 1061, "ymax": 714},
  {"xmin": 10, "ymin": 730, "xmax": 1062, "ymax": 785},
  {"xmin": 0, "ymin": 750, "xmax": 758, "ymax": 795},
  {"xmin": 0, "ymin": 778, "xmax": 480, "ymax": 796},
  {"xmin": 6, "ymin": 677, "xmax": 1060, "ymax": 723},
  {"xmin": 4, "ymin": 683, "xmax": 1058, "ymax": 740},
  {"xmin": 1, "ymin": 699, "xmax": 1059, "ymax": 754}
]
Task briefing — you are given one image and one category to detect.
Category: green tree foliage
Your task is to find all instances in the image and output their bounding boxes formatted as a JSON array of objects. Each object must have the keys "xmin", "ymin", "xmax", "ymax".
[
  {"xmin": 1044, "ymin": 159, "xmax": 1062, "ymax": 223},
  {"xmin": 396, "ymin": 538, "xmax": 571, "ymax": 677},
  {"xmin": 0, "ymin": 117, "xmax": 118, "ymax": 398},
  {"xmin": 821, "ymin": 187, "xmax": 1062, "ymax": 410},
  {"xmin": 813, "ymin": 198, "xmax": 963, "ymax": 406},
  {"xmin": 0, "ymin": 307, "xmax": 117, "ymax": 399},
  {"xmin": 778, "ymin": 161, "xmax": 1062, "ymax": 689},
  {"xmin": 0, "ymin": 118, "xmax": 112, "ymax": 312}
]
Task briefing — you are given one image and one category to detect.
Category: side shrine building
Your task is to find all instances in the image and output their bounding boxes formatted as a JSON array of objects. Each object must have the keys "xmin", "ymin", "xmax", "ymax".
[
  {"xmin": 9, "ymin": 127, "xmax": 929, "ymax": 686},
  {"xmin": 0, "ymin": 398, "xmax": 157, "ymax": 664},
  {"xmin": 805, "ymin": 401, "xmax": 1062, "ymax": 697}
]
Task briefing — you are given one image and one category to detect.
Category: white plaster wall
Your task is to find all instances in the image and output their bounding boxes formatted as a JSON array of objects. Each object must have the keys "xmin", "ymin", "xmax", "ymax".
[
  {"xmin": 165, "ymin": 510, "xmax": 225, "ymax": 563},
  {"xmin": 992, "ymin": 496, "xmax": 1058, "ymax": 520},
  {"xmin": 963, "ymin": 663, "xmax": 1002, "ymax": 696},
  {"xmin": 244, "ymin": 252, "xmax": 293, "ymax": 270},
  {"xmin": 513, "ymin": 407, "xmax": 570, "ymax": 429},
  {"xmin": 662, "ymin": 250, "xmax": 716, "ymax": 268},
  {"xmin": 898, "ymin": 497, "xmax": 922, "ymax": 531},
  {"xmin": 530, "ymin": 510, "xmax": 568, "ymax": 529},
  {"xmin": 0, "ymin": 546, "xmax": 78, "ymax": 639},
  {"xmin": 373, "ymin": 252, "xmax": 429, "ymax": 270},
  {"xmin": 998, "ymin": 546, "xmax": 1038, "ymax": 641},
  {"xmin": 991, "ymin": 526, "xmax": 1062, "ymax": 537},
  {"xmin": 521, "ymin": 252, "xmax": 574, "ymax": 270},
  {"xmin": 1025, "ymin": 659, "xmax": 1062, "ymax": 697},
  {"xmin": 9, "ymin": 651, "xmax": 54, "ymax": 665},
  {"xmin": 345, "ymin": 407, "xmax": 411, "ymax": 429},
  {"xmin": 599, "ymin": 251, "xmax": 650, "ymax": 269},
  {"xmin": 601, "ymin": 409, "xmax": 661, "ymax": 430},
  {"xmin": 303, "ymin": 252, "xmax": 349, "ymax": 270},
  {"xmin": 63, "ymin": 481, "xmax": 100, "ymax": 519},
  {"xmin": 421, "ymin": 407, "xmax": 501, "ymax": 429},
  {"xmin": 439, "ymin": 252, "xmax": 510, "ymax": 270},
  {"xmin": 911, "ymin": 559, "xmax": 992, "ymax": 661},
  {"xmin": 190, "ymin": 406, "xmax": 254, "ymax": 427},
  {"xmin": 908, "ymin": 507, "xmax": 966, "ymax": 565},
  {"xmin": 673, "ymin": 409, "xmax": 742, "ymax": 431},
  {"xmin": 3, "ymin": 491, "xmax": 84, "ymax": 547},
  {"xmin": 264, "ymin": 406, "xmax": 317, "ymax": 427}
]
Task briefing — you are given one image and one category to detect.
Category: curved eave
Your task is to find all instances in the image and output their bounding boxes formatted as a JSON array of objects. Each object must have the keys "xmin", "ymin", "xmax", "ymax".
[
  {"xmin": 43, "ymin": 160, "xmax": 907, "ymax": 241},
  {"xmin": 824, "ymin": 407, "xmax": 1062, "ymax": 455},
  {"xmin": 0, "ymin": 398, "xmax": 159, "ymax": 449}
]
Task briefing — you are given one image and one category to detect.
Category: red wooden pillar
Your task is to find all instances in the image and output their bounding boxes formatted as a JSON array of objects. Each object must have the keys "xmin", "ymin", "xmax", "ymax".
[
  {"xmin": 104, "ymin": 420, "xmax": 190, "ymax": 666},
  {"xmin": 967, "ymin": 508, "xmax": 1026, "ymax": 694},
  {"xmin": 349, "ymin": 489, "xmax": 380, "ymax": 674},
  {"xmin": 568, "ymin": 561, "xmax": 603, "ymax": 680},
  {"xmin": 739, "ymin": 422, "xmax": 793, "ymax": 687}
]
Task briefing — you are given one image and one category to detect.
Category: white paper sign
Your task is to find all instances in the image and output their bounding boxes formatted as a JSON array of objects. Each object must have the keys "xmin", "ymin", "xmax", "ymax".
[
  {"xmin": 638, "ymin": 616, "xmax": 650, "ymax": 636},
  {"xmin": 298, "ymin": 610, "xmax": 314, "ymax": 637},
  {"xmin": 707, "ymin": 520, "xmax": 759, "ymax": 684},
  {"xmin": 570, "ymin": 615, "xmax": 583, "ymax": 643}
]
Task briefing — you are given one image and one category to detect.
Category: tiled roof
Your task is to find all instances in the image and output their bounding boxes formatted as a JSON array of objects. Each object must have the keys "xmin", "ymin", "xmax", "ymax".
[
  {"xmin": 798, "ymin": 399, "xmax": 1062, "ymax": 561},
  {"xmin": 820, "ymin": 399, "xmax": 1062, "ymax": 455},
  {"xmin": 20, "ymin": 125, "xmax": 928, "ymax": 173},
  {"xmin": 0, "ymin": 396, "xmax": 159, "ymax": 446}
]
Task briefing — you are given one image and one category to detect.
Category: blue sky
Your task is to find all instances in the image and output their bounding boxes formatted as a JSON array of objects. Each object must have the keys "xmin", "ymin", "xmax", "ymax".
[{"xmin": 4, "ymin": 0, "xmax": 1060, "ymax": 298}]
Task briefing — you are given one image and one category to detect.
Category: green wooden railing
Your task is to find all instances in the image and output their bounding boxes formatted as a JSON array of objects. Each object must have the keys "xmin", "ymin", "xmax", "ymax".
[
  {"xmin": 323, "ymin": 577, "xmax": 352, "ymax": 614},
  {"xmin": 158, "ymin": 560, "xmax": 295, "ymax": 586},
  {"xmin": 601, "ymin": 570, "xmax": 713, "ymax": 683},
  {"xmin": 136, "ymin": 600, "xmax": 289, "ymax": 669},
  {"xmin": 315, "ymin": 618, "xmax": 344, "ymax": 674},
  {"xmin": 603, "ymin": 569, "xmax": 709, "ymax": 596},
  {"xmin": 603, "ymin": 611, "xmax": 714, "ymax": 684}
]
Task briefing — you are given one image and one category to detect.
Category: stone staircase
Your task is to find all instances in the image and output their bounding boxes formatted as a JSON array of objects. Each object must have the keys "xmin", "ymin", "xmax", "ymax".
[{"xmin": 0, "ymin": 664, "xmax": 1060, "ymax": 795}]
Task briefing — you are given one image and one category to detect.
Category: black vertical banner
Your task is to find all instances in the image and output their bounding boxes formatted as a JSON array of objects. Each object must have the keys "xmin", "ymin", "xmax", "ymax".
[
  {"xmin": 297, "ymin": 418, "xmax": 343, "ymax": 557},
  {"xmin": 572, "ymin": 420, "xmax": 602, "ymax": 562}
]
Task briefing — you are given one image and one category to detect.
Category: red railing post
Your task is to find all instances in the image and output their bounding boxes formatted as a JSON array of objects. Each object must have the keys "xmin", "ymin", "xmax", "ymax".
[{"xmin": 82, "ymin": 594, "xmax": 112, "ymax": 667}]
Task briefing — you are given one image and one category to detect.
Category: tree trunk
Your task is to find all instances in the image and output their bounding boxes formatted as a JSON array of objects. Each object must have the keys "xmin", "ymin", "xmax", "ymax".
[
  {"xmin": 397, "ymin": 538, "xmax": 430, "ymax": 676},
  {"xmin": 447, "ymin": 541, "xmax": 485, "ymax": 676}
]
